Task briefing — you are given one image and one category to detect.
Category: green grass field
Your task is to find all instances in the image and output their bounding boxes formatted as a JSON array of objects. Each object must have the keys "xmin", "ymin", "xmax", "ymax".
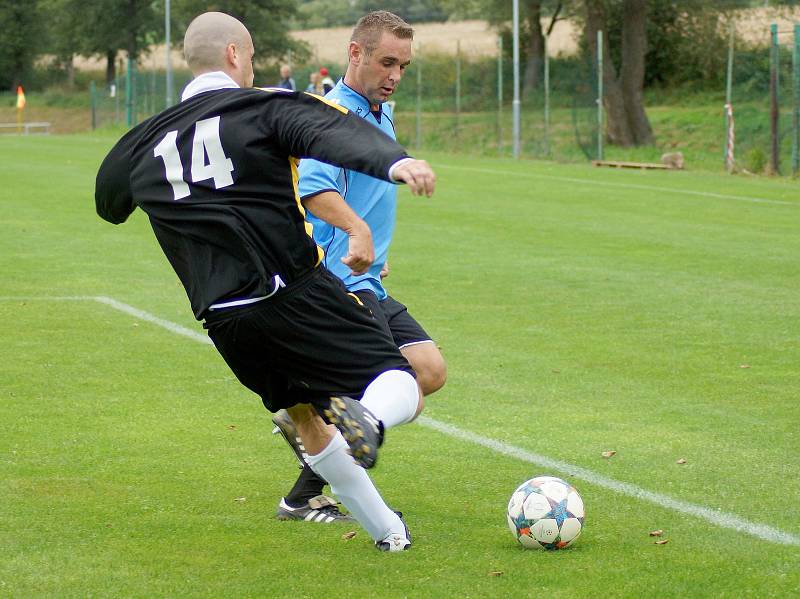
[{"xmin": 1, "ymin": 133, "xmax": 799, "ymax": 597}]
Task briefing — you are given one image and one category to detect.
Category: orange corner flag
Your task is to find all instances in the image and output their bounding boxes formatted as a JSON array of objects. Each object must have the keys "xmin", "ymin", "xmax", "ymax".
[{"xmin": 16, "ymin": 86, "xmax": 26, "ymax": 109}]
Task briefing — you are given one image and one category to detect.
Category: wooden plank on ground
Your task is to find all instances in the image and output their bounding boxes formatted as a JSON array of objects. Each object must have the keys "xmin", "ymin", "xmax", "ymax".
[{"xmin": 591, "ymin": 160, "xmax": 673, "ymax": 170}]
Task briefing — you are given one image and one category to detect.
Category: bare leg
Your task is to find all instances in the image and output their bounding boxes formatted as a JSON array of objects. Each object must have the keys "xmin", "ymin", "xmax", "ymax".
[
  {"xmin": 401, "ymin": 342, "xmax": 447, "ymax": 396},
  {"xmin": 286, "ymin": 404, "xmax": 335, "ymax": 455}
]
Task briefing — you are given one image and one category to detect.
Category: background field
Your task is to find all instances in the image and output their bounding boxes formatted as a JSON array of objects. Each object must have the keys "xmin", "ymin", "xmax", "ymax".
[{"xmin": 1, "ymin": 134, "xmax": 799, "ymax": 597}]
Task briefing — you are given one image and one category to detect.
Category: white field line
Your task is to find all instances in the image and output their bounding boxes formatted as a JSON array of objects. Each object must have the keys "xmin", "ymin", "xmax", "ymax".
[
  {"xmin": 4, "ymin": 295, "xmax": 799, "ymax": 547},
  {"xmin": 0, "ymin": 295, "xmax": 212, "ymax": 345},
  {"xmin": 437, "ymin": 164, "xmax": 799, "ymax": 207},
  {"xmin": 417, "ymin": 417, "xmax": 800, "ymax": 547},
  {"xmin": 92, "ymin": 296, "xmax": 213, "ymax": 346}
]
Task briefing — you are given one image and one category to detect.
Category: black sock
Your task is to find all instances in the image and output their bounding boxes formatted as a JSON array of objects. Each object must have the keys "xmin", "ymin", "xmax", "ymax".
[{"xmin": 284, "ymin": 465, "xmax": 327, "ymax": 507}]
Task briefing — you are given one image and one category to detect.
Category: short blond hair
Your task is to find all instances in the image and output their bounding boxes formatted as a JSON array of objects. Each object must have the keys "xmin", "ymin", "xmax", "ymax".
[{"xmin": 350, "ymin": 11, "xmax": 413, "ymax": 55}]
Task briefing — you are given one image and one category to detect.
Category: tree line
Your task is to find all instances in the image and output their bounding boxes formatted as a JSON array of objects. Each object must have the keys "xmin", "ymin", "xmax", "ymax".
[
  {"xmin": 0, "ymin": 0, "xmax": 307, "ymax": 92},
  {"xmin": 303, "ymin": 0, "xmax": 795, "ymax": 147},
  {"xmin": 0, "ymin": 0, "xmax": 793, "ymax": 148}
]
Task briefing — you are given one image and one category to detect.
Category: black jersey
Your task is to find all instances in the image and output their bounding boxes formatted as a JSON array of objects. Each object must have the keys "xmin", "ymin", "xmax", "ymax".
[{"xmin": 95, "ymin": 87, "xmax": 408, "ymax": 318}]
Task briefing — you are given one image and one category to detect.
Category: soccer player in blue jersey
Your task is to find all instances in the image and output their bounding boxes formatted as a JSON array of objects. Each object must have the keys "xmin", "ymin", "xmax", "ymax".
[{"xmin": 272, "ymin": 11, "xmax": 448, "ymax": 524}]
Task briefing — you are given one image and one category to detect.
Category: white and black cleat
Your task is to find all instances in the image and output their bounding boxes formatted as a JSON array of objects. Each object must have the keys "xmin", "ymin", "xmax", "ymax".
[
  {"xmin": 272, "ymin": 409, "xmax": 308, "ymax": 467},
  {"xmin": 375, "ymin": 512, "xmax": 411, "ymax": 552},
  {"xmin": 320, "ymin": 396, "xmax": 383, "ymax": 469},
  {"xmin": 275, "ymin": 495, "xmax": 355, "ymax": 523}
]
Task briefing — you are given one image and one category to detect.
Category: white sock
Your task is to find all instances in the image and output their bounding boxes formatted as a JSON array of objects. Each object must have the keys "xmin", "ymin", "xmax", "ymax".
[
  {"xmin": 305, "ymin": 431, "xmax": 404, "ymax": 541},
  {"xmin": 360, "ymin": 369, "xmax": 419, "ymax": 430}
]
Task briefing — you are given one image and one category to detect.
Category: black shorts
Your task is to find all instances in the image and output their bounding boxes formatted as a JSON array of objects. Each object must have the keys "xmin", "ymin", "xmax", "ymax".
[
  {"xmin": 203, "ymin": 268, "xmax": 412, "ymax": 412},
  {"xmin": 353, "ymin": 290, "xmax": 433, "ymax": 349}
]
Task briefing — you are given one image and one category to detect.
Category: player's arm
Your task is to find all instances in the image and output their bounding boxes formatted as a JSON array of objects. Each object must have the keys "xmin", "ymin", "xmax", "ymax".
[
  {"xmin": 302, "ymin": 190, "xmax": 373, "ymax": 275},
  {"xmin": 95, "ymin": 132, "xmax": 138, "ymax": 224},
  {"xmin": 268, "ymin": 93, "xmax": 435, "ymax": 196}
]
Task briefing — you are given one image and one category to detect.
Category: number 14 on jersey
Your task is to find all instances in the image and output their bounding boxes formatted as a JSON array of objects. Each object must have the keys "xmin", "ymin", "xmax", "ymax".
[{"xmin": 153, "ymin": 116, "xmax": 235, "ymax": 200}]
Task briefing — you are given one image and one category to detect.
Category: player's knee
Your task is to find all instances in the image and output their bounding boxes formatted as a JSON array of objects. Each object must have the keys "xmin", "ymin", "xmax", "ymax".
[
  {"xmin": 402, "ymin": 342, "xmax": 447, "ymax": 396},
  {"xmin": 418, "ymin": 355, "xmax": 447, "ymax": 396}
]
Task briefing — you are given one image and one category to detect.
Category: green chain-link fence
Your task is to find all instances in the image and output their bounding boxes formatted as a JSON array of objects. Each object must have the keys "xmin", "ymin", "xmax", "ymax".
[
  {"xmin": 727, "ymin": 24, "xmax": 800, "ymax": 175},
  {"xmin": 90, "ymin": 62, "xmax": 191, "ymax": 129},
  {"xmin": 90, "ymin": 24, "xmax": 800, "ymax": 175}
]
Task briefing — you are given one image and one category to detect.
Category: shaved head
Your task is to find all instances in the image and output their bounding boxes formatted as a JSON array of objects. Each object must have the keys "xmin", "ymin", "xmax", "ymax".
[{"xmin": 184, "ymin": 12, "xmax": 253, "ymax": 77}]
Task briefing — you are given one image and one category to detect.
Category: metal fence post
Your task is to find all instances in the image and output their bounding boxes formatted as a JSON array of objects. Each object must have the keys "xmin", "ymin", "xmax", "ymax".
[
  {"xmin": 544, "ymin": 32, "xmax": 550, "ymax": 157},
  {"xmin": 725, "ymin": 23, "xmax": 735, "ymax": 172},
  {"xmin": 115, "ymin": 58, "xmax": 122, "ymax": 124},
  {"xmin": 150, "ymin": 63, "xmax": 156, "ymax": 116},
  {"xmin": 497, "ymin": 36, "xmax": 503, "ymax": 152},
  {"xmin": 416, "ymin": 42, "xmax": 422, "ymax": 150},
  {"xmin": 512, "ymin": 0, "xmax": 521, "ymax": 159},
  {"xmin": 166, "ymin": 0, "xmax": 174, "ymax": 108},
  {"xmin": 770, "ymin": 23, "xmax": 780, "ymax": 175},
  {"xmin": 126, "ymin": 57, "xmax": 133, "ymax": 128},
  {"xmin": 793, "ymin": 24, "xmax": 800, "ymax": 176},
  {"xmin": 455, "ymin": 40, "xmax": 461, "ymax": 138},
  {"xmin": 597, "ymin": 30, "xmax": 604, "ymax": 161},
  {"xmin": 90, "ymin": 81, "xmax": 97, "ymax": 130}
]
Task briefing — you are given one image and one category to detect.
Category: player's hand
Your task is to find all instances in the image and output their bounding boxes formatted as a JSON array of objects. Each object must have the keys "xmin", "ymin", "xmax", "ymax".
[
  {"xmin": 392, "ymin": 159, "xmax": 436, "ymax": 197},
  {"xmin": 380, "ymin": 260, "xmax": 389, "ymax": 279},
  {"xmin": 341, "ymin": 220, "xmax": 374, "ymax": 275}
]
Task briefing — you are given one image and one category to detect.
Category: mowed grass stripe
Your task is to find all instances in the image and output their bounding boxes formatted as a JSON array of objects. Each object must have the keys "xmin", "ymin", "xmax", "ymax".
[
  {"xmin": 436, "ymin": 163, "xmax": 799, "ymax": 206},
  {"xmin": 9, "ymin": 295, "xmax": 797, "ymax": 548}
]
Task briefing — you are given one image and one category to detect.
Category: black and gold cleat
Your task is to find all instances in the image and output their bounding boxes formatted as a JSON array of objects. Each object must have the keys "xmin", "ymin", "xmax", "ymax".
[{"xmin": 320, "ymin": 396, "xmax": 383, "ymax": 469}]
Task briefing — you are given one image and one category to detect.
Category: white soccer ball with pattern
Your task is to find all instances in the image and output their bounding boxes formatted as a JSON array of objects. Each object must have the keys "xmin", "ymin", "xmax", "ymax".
[{"xmin": 507, "ymin": 475, "xmax": 585, "ymax": 550}]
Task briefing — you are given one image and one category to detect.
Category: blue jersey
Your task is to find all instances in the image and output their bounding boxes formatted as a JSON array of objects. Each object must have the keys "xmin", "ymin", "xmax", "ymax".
[{"xmin": 298, "ymin": 81, "xmax": 398, "ymax": 300}]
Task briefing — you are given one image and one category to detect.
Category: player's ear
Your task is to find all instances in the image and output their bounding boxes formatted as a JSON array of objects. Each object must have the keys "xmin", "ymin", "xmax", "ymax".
[
  {"xmin": 226, "ymin": 43, "xmax": 238, "ymax": 68},
  {"xmin": 348, "ymin": 41, "xmax": 363, "ymax": 65}
]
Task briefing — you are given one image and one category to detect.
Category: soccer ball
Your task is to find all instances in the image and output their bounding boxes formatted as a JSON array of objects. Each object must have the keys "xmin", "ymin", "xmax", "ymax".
[{"xmin": 507, "ymin": 475, "xmax": 585, "ymax": 550}]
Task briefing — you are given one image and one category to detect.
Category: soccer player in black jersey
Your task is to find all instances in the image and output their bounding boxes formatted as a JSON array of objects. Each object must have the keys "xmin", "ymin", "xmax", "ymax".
[{"xmin": 95, "ymin": 11, "xmax": 436, "ymax": 552}]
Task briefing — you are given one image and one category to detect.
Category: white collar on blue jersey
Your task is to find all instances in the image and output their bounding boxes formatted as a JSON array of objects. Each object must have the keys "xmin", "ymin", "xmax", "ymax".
[{"xmin": 181, "ymin": 71, "xmax": 239, "ymax": 101}]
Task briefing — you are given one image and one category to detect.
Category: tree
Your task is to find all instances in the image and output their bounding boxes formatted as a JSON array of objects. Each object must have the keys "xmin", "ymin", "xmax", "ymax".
[
  {"xmin": 174, "ymin": 0, "xmax": 308, "ymax": 63},
  {"xmin": 295, "ymin": 0, "xmax": 448, "ymax": 28},
  {"xmin": 584, "ymin": 0, "xmax": 653, "ymax": 147},
  {"xmin": 520, "ymin": 1, "xmax": 568, "ymax": 94},
  {"xmin": 295, "ymin": 0, "xmax": 362, "ymax": 29},
  {"xmin": 0, "ymin": 0, "xmax": 43, "ymax": 91},
  {"xmin": 579, "ymin": 0, "xmax": 755, "ymax": 147},
  {"xmin": 441, "ymin": 0, "xmax": 574, "ymax": 97},
  {"xmin": 37, "ymin": 0, "xmax": 305, "ymax": 88},
  {"xmin": 356, "ymin": 0, "xmax": 448, "ymax": 23},
  {"xmin": 641, "ymin": 0, "xmax": 750, "ymax": 89},
  {"xmin": 43, "ymin": 0, "xmax": 160, "ymax": 85},
  {"xmin": 42, "ymin": 0, "xmax": 99, "ymax": 87}
]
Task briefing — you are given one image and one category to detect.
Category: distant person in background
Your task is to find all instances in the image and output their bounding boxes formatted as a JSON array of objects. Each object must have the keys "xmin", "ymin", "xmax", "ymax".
[
  {"xmin": 277, "ymin": 64, "xmax": 296, "ymax": 90},
  {"xmin": 305, "ymin": 71, "xmax": 322, "ymax": 94},
  {"xmin": 320, "ymin": 67, "xmax": 335, "ymax": 94}
]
